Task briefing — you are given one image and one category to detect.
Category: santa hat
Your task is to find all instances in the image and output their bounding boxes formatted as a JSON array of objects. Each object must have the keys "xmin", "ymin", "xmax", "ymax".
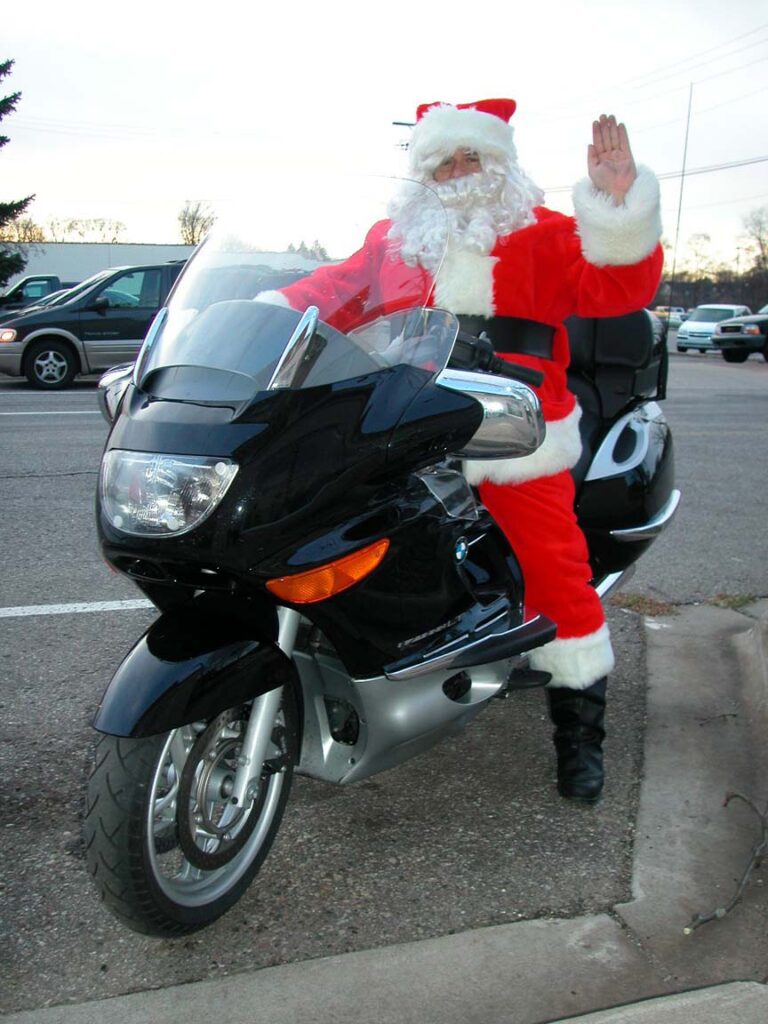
[{"xmin": 408, "ymin": 98, "xmax": 519, "ymax": 179}]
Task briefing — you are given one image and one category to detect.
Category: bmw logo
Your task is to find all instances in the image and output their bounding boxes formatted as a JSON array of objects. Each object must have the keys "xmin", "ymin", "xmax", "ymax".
[{"xmin": 454, "ymin": 537, "xmax": 469, "ymax": 563}]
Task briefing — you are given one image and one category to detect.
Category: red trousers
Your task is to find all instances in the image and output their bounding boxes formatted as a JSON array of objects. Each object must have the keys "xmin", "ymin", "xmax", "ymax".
[{"xmin": 479, "ymin": 470, "xmax": 613, "ymax": 689}]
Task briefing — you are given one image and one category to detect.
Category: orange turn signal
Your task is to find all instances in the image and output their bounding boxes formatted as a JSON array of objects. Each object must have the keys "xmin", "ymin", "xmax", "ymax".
[{"xmin": 265, "ymin": 539, "xmax": 390, "ymax": 604}]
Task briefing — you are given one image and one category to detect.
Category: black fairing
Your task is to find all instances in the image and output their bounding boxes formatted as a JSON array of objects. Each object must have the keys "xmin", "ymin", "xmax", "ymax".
[
  {"xmin": 93, "ymin": 603, "xmax": 292, "ymax": 738},
  {"xmin": 295, "ymin": 503, "xmax": 525, "ymax": 678},
  {"xmin": 97, "ymin": 364, "xmax": 500, "ymax": 679}
]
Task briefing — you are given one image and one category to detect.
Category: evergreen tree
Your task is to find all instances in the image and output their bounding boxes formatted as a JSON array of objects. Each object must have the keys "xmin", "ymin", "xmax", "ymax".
[{"xmin": 0, "ymin": 59, "xmax": 34, "ymax": 287}]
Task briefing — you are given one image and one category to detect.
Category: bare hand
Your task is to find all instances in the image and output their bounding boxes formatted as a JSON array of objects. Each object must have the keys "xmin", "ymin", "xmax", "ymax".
[{"xmin": 588, "ymin": 114, "xmax": 637, "ymax": 204}]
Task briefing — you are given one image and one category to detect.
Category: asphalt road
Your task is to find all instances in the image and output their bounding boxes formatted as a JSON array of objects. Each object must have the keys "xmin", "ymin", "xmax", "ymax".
[{"xmin": 1, "ymin": 352, "xmax": 767, "ymax": 1014}]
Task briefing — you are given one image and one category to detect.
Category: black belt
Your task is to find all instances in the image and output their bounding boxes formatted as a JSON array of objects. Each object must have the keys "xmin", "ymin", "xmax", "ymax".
[{"xmin": 457, "ymin": 315, "xmax": 555, "ymax": 360}]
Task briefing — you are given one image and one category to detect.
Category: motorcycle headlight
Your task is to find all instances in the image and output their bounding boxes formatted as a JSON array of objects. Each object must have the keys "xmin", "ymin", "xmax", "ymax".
[{"xmin": 100, "ymin": 450, "xmax": 238, "ymax": 537}]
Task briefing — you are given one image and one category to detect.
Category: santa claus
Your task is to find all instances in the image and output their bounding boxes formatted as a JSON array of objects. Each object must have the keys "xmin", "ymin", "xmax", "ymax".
[{"xmin": 257, "ymin": 99, "xmax": 663, "ymax": 802}]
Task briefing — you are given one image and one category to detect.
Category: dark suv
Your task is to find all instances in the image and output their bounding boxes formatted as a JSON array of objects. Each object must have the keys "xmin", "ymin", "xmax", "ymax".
[
  {"xmin": 710, "ymin": 304, "xmax": 768, "ymax": 362},
  {"xmin": 0, "ymin": 261, "xmax": 185, "ymax": 388}
]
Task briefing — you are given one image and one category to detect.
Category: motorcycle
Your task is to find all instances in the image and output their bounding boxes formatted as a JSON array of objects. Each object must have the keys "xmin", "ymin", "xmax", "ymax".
[{"xmin": 84, "ymin": 177, "xmax": 679, "ymax": 936}]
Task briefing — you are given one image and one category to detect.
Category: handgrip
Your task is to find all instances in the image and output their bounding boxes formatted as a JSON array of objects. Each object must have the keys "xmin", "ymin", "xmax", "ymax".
[
  {"xmin": 487, "ymin": 356, "xmax": 544, "ymax": 388},
  {"xmin": 449, "ymin": 334, "xmax": 545, "ymax": 388}
]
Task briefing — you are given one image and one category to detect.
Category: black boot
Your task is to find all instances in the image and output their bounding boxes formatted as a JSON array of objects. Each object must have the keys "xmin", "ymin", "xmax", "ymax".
[{"xmin": 546, "ymin": 678, "xmax": 607, "ymax": 803}]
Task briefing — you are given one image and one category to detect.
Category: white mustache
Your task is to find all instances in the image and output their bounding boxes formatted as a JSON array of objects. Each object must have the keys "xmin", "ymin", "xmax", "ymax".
[{"xmin": 431, "ymin": 172, "xmax": 505, "ymax": 209}]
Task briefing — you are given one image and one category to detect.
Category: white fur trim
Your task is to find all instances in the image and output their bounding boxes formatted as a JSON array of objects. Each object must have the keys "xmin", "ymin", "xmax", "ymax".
[
  {"xmin": 531, "ymin": 624, "xmax": 614, "ymax": 690},
  {"xmin": 253, "ymin": 289, "xmax": 292, "ymax": 308},
  {"xmin": 572, "ymin": 165, "xmax": 662, "ymax": 267},
  {"xmin": 463, "ymin": 404, "xmax": 582, "ymax": 485},
  {"xmin": 433, "ymin": 247, "xmax": 497, "ymax": 316},
  {"xmin": 409, "ymin": 105, "xmax": 517, "ymax": 178}
]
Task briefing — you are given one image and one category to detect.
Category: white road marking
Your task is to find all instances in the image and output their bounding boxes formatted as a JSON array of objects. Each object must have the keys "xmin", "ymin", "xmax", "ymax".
[
  {"xmin": 0, "ymin": 410, "xmax": 100, "ymax": 416},
  {"xmin": 0, "ymin": 599, "xmax": 154, "ymax": 618}
]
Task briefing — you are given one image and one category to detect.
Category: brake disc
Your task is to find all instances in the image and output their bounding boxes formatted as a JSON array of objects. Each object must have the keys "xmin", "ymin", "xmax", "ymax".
[{"xmin": 176, "ymin": 709, "xmax": 269, "ymax": 870}]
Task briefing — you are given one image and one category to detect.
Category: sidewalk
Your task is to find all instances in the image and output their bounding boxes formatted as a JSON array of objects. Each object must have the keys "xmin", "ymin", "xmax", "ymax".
[{"xmin": 3, "ymin": 602, "xmax": 767, "ymax": 1024}]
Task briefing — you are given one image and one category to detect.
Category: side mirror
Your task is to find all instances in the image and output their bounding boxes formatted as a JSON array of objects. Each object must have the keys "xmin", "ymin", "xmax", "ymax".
[
  {"xmin": 98, "ymin": 363, "xmax": 134, "ymax": 424},
  {"xmin": 436, "ymin": 368, "xmax": 545, "ymax": 459},
  {"xmin": 91, "ymin": 295, "xmax": 110, "ymax": 312}
]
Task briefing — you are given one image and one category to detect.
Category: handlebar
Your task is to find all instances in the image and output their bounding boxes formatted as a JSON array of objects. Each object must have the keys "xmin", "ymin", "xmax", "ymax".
[{"xmin": 449, "ymin": 333, "xmax": 545, "ymax": 389}]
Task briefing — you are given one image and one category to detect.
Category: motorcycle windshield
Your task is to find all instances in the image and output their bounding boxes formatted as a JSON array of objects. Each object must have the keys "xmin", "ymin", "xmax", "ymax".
[{"xmin": 135, "ymin": 176, "xmax": 458, "ymax": 403}]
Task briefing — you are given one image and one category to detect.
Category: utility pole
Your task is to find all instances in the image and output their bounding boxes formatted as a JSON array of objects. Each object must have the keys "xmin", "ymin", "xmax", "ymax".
[{"xmin": 669, "ymin": 83, "xmax": 693, "ymax": 313}]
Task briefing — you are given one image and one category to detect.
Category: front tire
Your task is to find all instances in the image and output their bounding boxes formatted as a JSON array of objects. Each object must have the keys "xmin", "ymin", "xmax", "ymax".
[
  {"xmin": 24, "ymin": 338, "xmax": 78, "ymax": 388},
  {"xmin": 721, "ymin": 349, "xmax": 749, "ymax": 363},
  {"xmin": 83, "ymin": 687, "xmax": 298, "ymax": 936}
]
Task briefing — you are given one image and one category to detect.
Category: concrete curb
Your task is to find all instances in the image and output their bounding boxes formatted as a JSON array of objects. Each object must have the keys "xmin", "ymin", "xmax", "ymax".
[
  {"xmin": 2, "ymin": 605, "xmax": 766, "ymax": 1024},
  {"xmin": 550, "ymin": 982, "xmax": 768, "ymax": 1023},
  {"xmin": 614, "ymin": 603, "xmax": 768, "ymax": 988}
]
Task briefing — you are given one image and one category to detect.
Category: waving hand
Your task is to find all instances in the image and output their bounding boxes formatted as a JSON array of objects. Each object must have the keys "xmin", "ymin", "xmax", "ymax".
[{"xmin": 588, "ymin": 114, "xmax": 637, "ymax": 204}]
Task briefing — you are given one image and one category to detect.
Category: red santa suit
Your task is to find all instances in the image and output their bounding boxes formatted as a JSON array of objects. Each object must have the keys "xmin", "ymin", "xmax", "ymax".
[{"xmin": 259, "ymin": 100, "xmax": 663, "ymax": 691}]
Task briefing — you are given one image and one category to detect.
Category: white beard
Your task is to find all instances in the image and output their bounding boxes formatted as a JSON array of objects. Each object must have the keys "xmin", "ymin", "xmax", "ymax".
[{"xmin": 387, "ymin": 166, "xmax": 544, "ymax": 272}]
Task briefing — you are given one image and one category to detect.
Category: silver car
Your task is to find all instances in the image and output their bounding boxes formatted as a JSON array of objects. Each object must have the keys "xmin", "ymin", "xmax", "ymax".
[{"xmin": 676, "ymin": 303, "xmax": 751, "ymax": 353}]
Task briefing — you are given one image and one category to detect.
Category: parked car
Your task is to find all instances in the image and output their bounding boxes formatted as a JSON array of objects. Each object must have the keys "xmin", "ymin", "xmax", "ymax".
[
  {"xmin": 676, "ymin": 304, "xmax": 752, "ymax": 353},
  {"xmin": 653, "ymin": 305, "xmax": 687, "ymax": 328},
  {"xmin": 710, "ymin": 304, "xmax": 768, "ymax": 363},
  {"xmin": 0, "ymin": 262, "xmax": 186, "ymax": 388},
  {"xmin": 645, "ymin": 308, "xmax": 667, "ymax": 344}
]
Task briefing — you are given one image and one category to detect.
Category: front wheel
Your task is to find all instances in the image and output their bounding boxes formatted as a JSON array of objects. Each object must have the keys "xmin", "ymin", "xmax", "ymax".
[
  {"xmin": 24, "ymin": 338, "xmax": 78, "ymax": 388},
  {"xmin": 83, "ymin": 686, "xmax": 298, "ymax": 936},
  {"xmin": 721, "ymin": 349, "xmax": 749, "ymax": 363}
]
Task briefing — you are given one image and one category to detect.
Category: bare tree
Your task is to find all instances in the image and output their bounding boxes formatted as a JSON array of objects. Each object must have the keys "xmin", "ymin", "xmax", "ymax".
[
  {"xmin": 46, "ymin": 217, "xmax": 126, "ymax": 242},
  {"xmin": 178, "ymin": 200, "xmax": 215, "ymax": 245},
  {"xmin": 683, "ymin": 233, "xmax": 714, "ymax": 278},
  {"xmin": 742, "ymin": 207, "xmax": 768, "ymax": 274},
  {"xmin": 0, "ymin": 215, "xmax": 45, "ymax": 242}
]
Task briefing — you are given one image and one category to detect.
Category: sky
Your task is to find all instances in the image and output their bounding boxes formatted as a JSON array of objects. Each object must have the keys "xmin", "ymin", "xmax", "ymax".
[{"xmin": 3, "ymin": 0, "xmax": 768, "ymax": 269}]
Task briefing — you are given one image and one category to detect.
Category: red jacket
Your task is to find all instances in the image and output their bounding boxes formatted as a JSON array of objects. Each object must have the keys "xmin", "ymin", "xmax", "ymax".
[{"xmin": 273, "ymin": 173, "xmax": 663, "ymax": 484}]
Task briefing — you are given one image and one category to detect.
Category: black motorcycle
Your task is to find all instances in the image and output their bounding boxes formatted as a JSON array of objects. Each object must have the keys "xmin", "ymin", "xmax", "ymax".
[{"xmin": 84, "ymin": 178, "xmax": 679, "ymax": 936}]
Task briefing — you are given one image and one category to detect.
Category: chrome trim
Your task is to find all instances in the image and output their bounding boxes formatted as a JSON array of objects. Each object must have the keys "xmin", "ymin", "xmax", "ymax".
[
  {"xmin": 610, "ymin": 488, "xmax": 681, "ymax": 542},
  {"xmin": 585, "ymin": 403, "xmax": 662, "ymax": 483},
  {"xmin": 594, "ymin": 565, "xmax": 635, "ymax": 600},
  {"xmin": 436, "ymin": 367, "xmax": 545, "ymax": 459},
  {"xmin": 383, "ymin": 613, "xmax": 550, "ymax": 681},
  {"xmin": 267, "ymin": 305, "xmax": 319, "ymax": 390}
]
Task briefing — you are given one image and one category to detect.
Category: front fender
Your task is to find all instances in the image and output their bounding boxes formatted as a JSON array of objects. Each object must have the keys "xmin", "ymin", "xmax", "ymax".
[{"xmin": 93, "ymin": 608, "xmax": 293, "ymax": 738}]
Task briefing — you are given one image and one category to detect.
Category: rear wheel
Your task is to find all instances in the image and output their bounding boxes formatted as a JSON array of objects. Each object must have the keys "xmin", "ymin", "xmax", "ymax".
[
  {"xmin": 721, "ymin": 349, "xmax": 749, "ymax": 363},
  {"xmin": 24, "ymin": 338, "xmax": 77, "ymax": 388},
  {"xmin": 83, "ymin": 687, "xmax": 298, "ymax": 936}
]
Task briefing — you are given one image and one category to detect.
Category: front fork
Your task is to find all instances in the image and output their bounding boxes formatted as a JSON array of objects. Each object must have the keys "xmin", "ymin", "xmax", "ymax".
[{"xmin": 227, "ymin": 608, "xmax": 299, "ymax": 808}]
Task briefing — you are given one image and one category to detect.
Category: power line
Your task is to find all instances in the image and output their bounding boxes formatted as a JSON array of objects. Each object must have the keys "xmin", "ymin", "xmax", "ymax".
[
  {"xmin": 633, "ymin": 83, "xmax": 768, "ymax": 135},
  {"xmin": 681, "ymin": 190, "xmax": 768, "ymax": 210},
  {"xmin": 529, "ymin": 28, "xmax": 768, "ymax": 122},
  {"xmin": 618, "ymin": 22, "xmax": 768, "ymax": 87},
  {"xmin": 544, "ymin": 154, "xmax": 768, "ymax": 194},
  {"xmin": 619, "ymin": 34, "xmax": 768, "ymax": 92}
]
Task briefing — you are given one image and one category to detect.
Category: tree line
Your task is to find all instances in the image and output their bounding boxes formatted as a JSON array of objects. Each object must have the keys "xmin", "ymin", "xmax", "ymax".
[{"xmin": 655, "ymin": 209, "xmax": 768, "ymax": 312}]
